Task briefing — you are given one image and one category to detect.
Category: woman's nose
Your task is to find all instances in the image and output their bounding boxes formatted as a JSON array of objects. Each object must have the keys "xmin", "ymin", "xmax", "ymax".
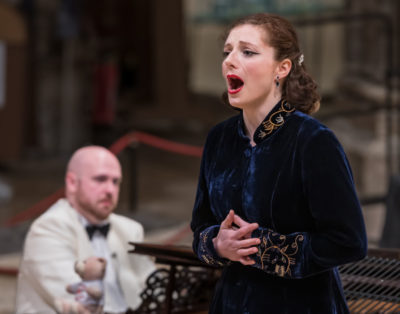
[{"xmin": 223, "ymin": 51, "xmax": 237, "ymax": 69}]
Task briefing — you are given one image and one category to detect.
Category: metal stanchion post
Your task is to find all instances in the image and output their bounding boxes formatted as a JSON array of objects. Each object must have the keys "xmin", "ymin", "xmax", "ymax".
[{"xmin": 126, "ymin": 142, "xmax": 138, "ymax": 212}]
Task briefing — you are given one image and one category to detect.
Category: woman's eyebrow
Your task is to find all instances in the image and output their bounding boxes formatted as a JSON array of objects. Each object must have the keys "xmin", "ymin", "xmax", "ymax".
[
  {"xmin": 224, "ymin": 40, "xmax": 258, "ymax": 48},
  {"xmin": 238, "ymin": 40, "xmax": 258, "ymax": 48},
  {"xmin": 223, "ymin": 42, "xmax": 232, "ymax": 49}
]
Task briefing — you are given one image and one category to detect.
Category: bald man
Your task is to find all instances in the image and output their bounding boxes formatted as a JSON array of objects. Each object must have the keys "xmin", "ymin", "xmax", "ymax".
[{"xmin": 16, "ymin": 146, "xmax": 156, "ymax": 314}]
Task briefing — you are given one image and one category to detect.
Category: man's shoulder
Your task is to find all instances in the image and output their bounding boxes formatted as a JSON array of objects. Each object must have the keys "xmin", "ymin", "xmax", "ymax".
[
  {"xmin": 109, "ymin": 213, "xmax": 145, "ymax": 241},
  {"xmin": 30, "ymin": 198, "xmax": 78, "ymax": 230},
  {"xmin": 109, "ymin": 213, "xmax": 143, "ymax": 230},
  {"xmin": 35, "ymin": 199, "xmax": 73, "ymax": 219}
]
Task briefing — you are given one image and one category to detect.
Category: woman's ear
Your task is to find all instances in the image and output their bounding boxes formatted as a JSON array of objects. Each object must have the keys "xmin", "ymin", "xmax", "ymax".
[{"xmin": 276, "ymin": 58, "xmax": 292, "ymax": 80}]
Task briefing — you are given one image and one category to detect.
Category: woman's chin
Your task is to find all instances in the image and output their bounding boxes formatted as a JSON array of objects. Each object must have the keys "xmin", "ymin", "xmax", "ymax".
[{"xmin": 228, "ymin": 100, "xmax": 245, "ymax": 110}]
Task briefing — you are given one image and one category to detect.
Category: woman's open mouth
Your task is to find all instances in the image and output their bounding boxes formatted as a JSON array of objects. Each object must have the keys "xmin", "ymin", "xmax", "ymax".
[{"xmin": 227, "ymin": 74, "xmax": 244, "ymax": 94}]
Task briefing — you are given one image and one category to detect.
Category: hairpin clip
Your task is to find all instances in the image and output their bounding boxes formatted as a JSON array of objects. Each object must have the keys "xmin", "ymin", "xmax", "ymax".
[{"xmin": 298, "ymin": 54, "xmax": 304, "ymax": 66}]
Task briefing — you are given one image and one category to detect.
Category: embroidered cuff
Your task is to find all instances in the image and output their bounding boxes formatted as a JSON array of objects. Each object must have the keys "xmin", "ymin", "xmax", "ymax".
[
  {"xmin": 251, "ymin": 228, "xmax": 306, "ymax": 278},
  {"xmin": 197, "ymin": 226, "xmax": 230, "ymax": 267}
]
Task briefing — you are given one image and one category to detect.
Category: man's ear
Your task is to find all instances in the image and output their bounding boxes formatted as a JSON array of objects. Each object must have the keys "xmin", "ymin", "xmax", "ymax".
[
  {"xmin": 276, "ymin": 58, "xmax": 292, "ymax": 80},
  {"xmin": 65, "ymin": 172, "xmax": 78, "ymax": 193}
]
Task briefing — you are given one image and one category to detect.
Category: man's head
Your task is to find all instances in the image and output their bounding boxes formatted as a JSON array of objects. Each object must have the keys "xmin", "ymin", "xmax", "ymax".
[{"xmin": 65, "ymin": 146, "xmax": 122, "ymax": 224}]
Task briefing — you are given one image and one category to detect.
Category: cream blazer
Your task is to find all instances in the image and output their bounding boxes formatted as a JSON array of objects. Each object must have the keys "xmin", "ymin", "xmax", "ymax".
[{"xmin": 16, "ymin": 199, "xmax": 156, "ymax": 314}]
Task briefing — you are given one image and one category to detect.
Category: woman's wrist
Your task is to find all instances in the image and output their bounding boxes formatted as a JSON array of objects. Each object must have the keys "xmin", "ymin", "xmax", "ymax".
[{"xmin": 212, "ymin": 237, "xmax": 222, "ymax": 258}]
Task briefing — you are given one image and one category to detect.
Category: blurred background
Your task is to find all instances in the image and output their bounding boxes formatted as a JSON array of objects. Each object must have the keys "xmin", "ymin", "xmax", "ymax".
[{"xmin": 0, "ymin": 0, "xmax": 399, "ymax": 312}]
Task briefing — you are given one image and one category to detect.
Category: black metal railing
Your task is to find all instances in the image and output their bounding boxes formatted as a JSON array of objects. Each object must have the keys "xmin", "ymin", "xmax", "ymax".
[{"xmin": 131, "ymin": 244, "xmax": 400, "ymax": 314}]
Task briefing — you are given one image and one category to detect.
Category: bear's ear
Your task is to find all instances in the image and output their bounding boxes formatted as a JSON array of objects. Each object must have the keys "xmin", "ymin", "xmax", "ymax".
[
  {"xmin": 75, "ymin": 260, "xmax": 86, "ymax": 276},
  {"xmin": 97, "ymin": 257, "xmax": 107, "ymax": 266}
]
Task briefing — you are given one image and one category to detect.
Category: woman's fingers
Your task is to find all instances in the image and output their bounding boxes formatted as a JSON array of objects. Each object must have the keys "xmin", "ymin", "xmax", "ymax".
[
  {"xmin": 234, "ymin": 222, "xmax": 259, "ymax": 240},
  {"xmin": 220, "ymin": 210, "xmax": 235, "ymax": 229},
  {"xmin": 235, "ymin": 237, "xmax": 260, "ymax": 248},
  {"xmin": 233, "ymin": 214, "xmax": 250, "ymax": 227},
  {"xmin": 233, "ymin": 214, "xmax": 259, "ymax": 238},
  {"xmin": 214, "ymin": 210, "xmax": 262, "ymax": 263},
  {"xmin": 237, "ymin": 246, "xmax": 259, "ymax": 256},
  {"xmin": 239, "ymin": 256, "xmax": 256, "ymax": 265},
  {"xmin": 237, "ymin": 244, "xmax": 259, "ymax": 265}
]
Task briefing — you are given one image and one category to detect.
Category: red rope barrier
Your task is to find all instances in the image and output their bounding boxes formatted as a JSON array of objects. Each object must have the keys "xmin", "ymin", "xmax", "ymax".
[
  {"xmin": 2, "ymin": 131, "xmax": 203, "ymax": 228},
  {"xmin": 3, "ymin": 188, "xmax": 64, "ymax": 228},
  {"xmin": 109, "ymin": 131, "xmax": 203, "ymax": 157},
  {"xmin": 0, "ymin": 267, "xmax": 18, "ymax": 276}
]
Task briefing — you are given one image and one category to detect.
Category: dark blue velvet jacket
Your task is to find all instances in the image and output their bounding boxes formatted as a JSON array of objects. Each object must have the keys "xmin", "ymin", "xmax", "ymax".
[{"xmin": 191, "ymin": 101, "xmax": 367, "ymax": 314}]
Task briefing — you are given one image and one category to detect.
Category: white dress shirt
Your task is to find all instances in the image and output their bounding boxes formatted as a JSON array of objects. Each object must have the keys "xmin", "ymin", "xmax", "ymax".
[{"xmin": 79, "ymin": 215, "xmax": 128, "ymax": 314}]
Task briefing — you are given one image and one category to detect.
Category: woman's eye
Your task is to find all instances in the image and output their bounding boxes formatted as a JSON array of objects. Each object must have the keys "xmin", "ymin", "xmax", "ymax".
[
  {"xmin": 243, "ymin": 50, "xmax": 256, "ymax": 56},
  {"xmin": 222, "ymin": 51, "xmax": 230, "ymax": 57}
]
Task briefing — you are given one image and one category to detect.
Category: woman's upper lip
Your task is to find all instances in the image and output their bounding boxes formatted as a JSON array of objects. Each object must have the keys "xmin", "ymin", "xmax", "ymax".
[{"xmin": 227, "ymin": 74, "xmax": 243, "ymax": 81}]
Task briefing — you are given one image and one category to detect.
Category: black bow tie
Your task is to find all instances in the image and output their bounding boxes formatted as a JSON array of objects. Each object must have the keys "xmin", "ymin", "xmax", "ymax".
[{"xmin": 85, "ymin": 223, "xmax": 110, "ymax": 240}]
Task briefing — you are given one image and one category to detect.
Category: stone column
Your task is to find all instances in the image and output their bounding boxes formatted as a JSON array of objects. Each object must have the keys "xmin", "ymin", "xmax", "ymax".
[{"xmin": 151, "ymin": 0, "xmax": 188, "ymax": 114}]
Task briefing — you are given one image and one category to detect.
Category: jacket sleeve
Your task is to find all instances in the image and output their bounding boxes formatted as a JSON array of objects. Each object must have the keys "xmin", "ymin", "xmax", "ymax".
[
  {"xmin": 18, "ymin": 213, "xmax": 84, "ymax": 309},
  {"xmin": 191, "ymin": 131, "xmax": 231, "ymax": 267},
  {"xmin": 249, "ymin": 129, "xmax": 367, "ymax": 278}
]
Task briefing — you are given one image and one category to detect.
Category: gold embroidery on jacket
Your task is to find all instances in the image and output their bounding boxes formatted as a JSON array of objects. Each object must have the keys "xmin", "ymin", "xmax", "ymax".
[
  {"xmin": 259, "ymin": 100, "xmax": 295, "ymax": 139},
  {"xmin": 200, "ymin": 228, "xmax": 225, "ymax": 266},
  {"xmin": 257, "ymin": 231, "xmax": 304, "ymax": 277}
]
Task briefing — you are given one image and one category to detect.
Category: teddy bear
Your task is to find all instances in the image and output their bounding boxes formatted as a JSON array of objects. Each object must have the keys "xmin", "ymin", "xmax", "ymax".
[{"xmin": 55, "ymin": 256, "xmax": 107, "ymax": 314}]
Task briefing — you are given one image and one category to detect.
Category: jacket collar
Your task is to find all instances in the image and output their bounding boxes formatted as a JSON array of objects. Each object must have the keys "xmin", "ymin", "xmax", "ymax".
[{"xmin": 238, "ymin": 100, "xmax": 295, "ymax": 145}]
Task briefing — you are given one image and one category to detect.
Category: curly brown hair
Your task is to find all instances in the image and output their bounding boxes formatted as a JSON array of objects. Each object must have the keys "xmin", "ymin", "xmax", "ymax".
[{"xmin": 223, "ymin": 13, "xmax": 320, "ymax": 114}]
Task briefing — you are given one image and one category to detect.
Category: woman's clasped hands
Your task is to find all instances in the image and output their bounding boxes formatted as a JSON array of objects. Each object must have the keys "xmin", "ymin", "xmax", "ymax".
[{"xmin": 212, "ymin": 209, "xmax": 261, "ymax": 265}]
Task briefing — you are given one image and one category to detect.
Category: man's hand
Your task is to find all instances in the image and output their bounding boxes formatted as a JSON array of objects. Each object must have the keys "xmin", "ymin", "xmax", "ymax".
[
  {"xmin": 212, "ymin": 210, "xmax": 260, "ymax": 265},
  {"xmin": 54, "ymin": 298, "xmax": 92, "ymax": 314}
]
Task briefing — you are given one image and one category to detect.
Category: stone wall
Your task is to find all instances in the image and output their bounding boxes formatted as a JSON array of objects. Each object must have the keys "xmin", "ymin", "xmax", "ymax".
[
  {"xmin": 335, "ymin": 0, "xmax": 400, "ymax": 245},
  {"xmin": 344, "ymin": 0, "xmax": 399, "ymax": 99}
]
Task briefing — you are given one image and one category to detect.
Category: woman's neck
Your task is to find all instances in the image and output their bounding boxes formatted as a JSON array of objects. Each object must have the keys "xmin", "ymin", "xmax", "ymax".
[{"xmin": 242, "ymin": 96, "xmax": 281, "ymax": 146}]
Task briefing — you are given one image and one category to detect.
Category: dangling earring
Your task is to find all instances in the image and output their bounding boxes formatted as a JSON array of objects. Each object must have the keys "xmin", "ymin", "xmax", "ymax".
[{"xmin": 275, "ymin": 75, "xmax": 280, "ymax": 88}]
